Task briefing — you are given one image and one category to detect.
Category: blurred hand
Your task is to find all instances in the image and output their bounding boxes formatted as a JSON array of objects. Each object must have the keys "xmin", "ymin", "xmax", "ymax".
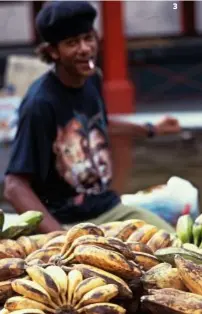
[{"xmin": 155, "ymin": 116, "xmax": 181, "ymax": 136}]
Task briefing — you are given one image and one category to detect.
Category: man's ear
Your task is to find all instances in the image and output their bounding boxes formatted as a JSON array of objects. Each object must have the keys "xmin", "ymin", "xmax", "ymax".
[{"xmin": 47, "ymin": 44, "xmax": 60, "ymax": 61}]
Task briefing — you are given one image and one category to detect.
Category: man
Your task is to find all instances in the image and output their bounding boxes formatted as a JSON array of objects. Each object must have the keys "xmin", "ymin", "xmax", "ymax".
[{"xmin": 4, "ymin": 1, "xmax": 180, "ymax": 233}]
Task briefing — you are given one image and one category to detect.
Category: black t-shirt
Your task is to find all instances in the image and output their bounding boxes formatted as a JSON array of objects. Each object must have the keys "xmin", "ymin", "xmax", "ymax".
[{"xmin": 5, "ymin": 70, "xmax": 120, "ymax": 223}]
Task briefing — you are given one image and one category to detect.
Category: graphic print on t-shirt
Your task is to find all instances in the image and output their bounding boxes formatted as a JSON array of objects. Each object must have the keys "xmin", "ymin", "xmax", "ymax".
[{"xmin": 53, "ymin": 114, "xmax": 112, "ymax": 195}]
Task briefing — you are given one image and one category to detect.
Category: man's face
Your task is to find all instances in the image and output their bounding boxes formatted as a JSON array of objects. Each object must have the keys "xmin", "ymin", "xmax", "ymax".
[{"xmin": 53, "ymin": 30, "xmax": 98, "ymax": 78}]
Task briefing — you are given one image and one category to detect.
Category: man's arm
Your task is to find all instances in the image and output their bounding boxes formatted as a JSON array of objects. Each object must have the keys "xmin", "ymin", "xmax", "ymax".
[
  {"xmin": 108, "ymin": 116, "xmax": 181, "ymax": 137},
  {"xmin": 4, "ymin": 174, "xmax": 63, "ymax": 233}
]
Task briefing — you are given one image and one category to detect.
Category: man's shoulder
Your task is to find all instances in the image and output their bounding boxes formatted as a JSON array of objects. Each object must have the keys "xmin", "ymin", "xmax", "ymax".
[
  {"xmin": 19, "ymin": 71, "xmax": 54, "ymax": 116},
  {"xmin": 26, "ymin": 70, "xmax": 53, "ymax": 100}
]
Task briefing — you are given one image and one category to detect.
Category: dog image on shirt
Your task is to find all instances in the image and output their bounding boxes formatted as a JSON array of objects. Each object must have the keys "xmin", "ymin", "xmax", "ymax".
[{"xmin": 53, "ymin": 118, "xmax": 102, "ymax": 193}]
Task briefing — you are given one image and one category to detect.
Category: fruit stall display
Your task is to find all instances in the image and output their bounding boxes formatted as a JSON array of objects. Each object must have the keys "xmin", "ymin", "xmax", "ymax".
[{"xmin": 0, "ymin": 209, "xmax": 202, "ymax": 313}]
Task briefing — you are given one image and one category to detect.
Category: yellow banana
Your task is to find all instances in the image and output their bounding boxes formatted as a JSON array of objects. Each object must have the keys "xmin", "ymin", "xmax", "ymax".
[
  {"xmin": 45, "ymin": 265, "xmax": 68, "ymax": 305},
  {"xmin": 62, "ymin": 235, "xmax": 134, "ymax": 260},
  {"xmin": 146, "ymin": 229, "xmax": 171, "ymax": 253},
  {"xmin": 0, "ymin": 244, "xmax": 17, "ymax": 259},
  {"xmin": 0, "ymin": 239, "xmax": 26, "ymax": 258},
  {"xmin": 26, "ymin": 247, "xmax": 61, "ymax": 264},
  {"xmin": 27, "ymin": 259, "xmax": 44, "ymax": 266},
  {"xmin": 42, "ymin": 235, "xmax": 65, "ymax": 249},
  {"xmin": 77, "ymin": 303, "xmax": 126, "ymax": 314},
  {"xmin": 141, "ymin": 291, "xmax": 202, "ymax": 314},
  {"xmin": 141, "ymin": 262, "xmax": 172, "ymax": 276},
  {"xmin": 175, "ymin": 254, "xmax": 202, "ymax": 295},
  {"xmin": 75, "ymin": 284, "xmax": 119, "ymax": 309},
  {"xmin": 7, "ymin": 310, "xmax": 46, "ymax": 314},
  {"xmin": 142, "ymin": 265, "xmax": 187, "ymax": 291},
  {"xmin": 67, "ymin": 269, "xmax": 83, "ymax": 304},
  {"xmin": 0, "ymin": 258, "xmax": 26, "ymax": 280},
  {"xmin": 11, "ymin": 279, "xmax": 56, "ymax": 308},
  {"xmin": 126, "ymin": 224, "xmax": 158, "ymax": 243},
  {"xmin": 60, "ymin": 223, "xmax": 104, "ymax": 256},
  {"xmin": 109, "ymin": 219, "xmax": 146, "ymax": 241},
  {"xmin": 29, "ymin": 231, "xmax": 65, "ymax": 249},
  {"xmin": 17, "ymin": 237, "xmax": 38, "ymax": 256},
  {"xmin": 72, "ymin": 277, "xmax": 106, "ymax": 307},
  {"xmin": 25, "ymin": 266, "xmax": 61, "ymax": 305},
  {"xmin": 5, "ymin": 296, "xmax": 55, "ymax": 313},
  {"xmin": 65, "ymin": 244, "xmax": 142, "ymax": 280},
  {"xmin": 99, "ymin": 222, "xmax": 122, "ymax": 236},
  {"xmin": 105, "ymin": 237, "xmax": 136, "ymax": 260},
  {"xmin": 126, "ymin": 241, "xmax": 153, "ymax": 255},
  {"xmin": 72, "ymin": 264, "xmax": 132, "ymax": 299},
  {"xmin": 133, "ymin": 252, "xmax": 160, "ymax": 271},
  {"xmin": 0, "ymin": 279, "xmax": 14, "ymax": 303}
]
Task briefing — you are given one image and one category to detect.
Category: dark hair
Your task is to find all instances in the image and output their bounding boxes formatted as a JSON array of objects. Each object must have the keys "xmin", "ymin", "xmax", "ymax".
[{"xmin": 35, "ymin": 42, "xmax": 55, "ymax": 64}]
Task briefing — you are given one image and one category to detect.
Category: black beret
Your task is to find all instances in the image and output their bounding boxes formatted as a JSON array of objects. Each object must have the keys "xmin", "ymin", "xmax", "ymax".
[{"xmin": 36, "ymin": 1, "xmax": 97, "ymax": 44}]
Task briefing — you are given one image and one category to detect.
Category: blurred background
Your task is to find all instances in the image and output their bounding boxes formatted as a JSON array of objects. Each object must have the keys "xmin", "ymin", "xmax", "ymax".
[{"xmin": 0, "ymin": 1, "xmax": 202, "ymax": 214}]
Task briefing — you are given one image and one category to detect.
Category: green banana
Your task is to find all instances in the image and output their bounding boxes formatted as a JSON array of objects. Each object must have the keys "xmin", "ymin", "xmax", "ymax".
[
  {"xmin": 0, "ymin": 211, "xmax": 43, "ymax": 239},
  {"xmin": 155, "ymin": 247, "xmax": 202, "ymax": 265},
  {"xmin": 1, "ymin": 223, "xmax": 29, "ymax": 239},
  {"xmin": 18, "ymin": 211, "xmax": 43, "ymax": 225},
  {"xmin": 0, "ymin": 209, "xmax": 5, "ymax": 231},
  {"xmin": 192, "ymin": 224, "xmax": 202, "ymax": 246},
  {"xmin": 193, "ymin": 214, "xmax": 202, "ymax": 247},
  {"xmin": 176, "ymin": 214, "xmax": 193, "ymax": 244},
  {"xmin": 17, "ymin": 211, "xmax": 43, "ymax": 236},
  {"xmin": 183, "ymin": 243, "xmax": 202, "ymax": 254}
]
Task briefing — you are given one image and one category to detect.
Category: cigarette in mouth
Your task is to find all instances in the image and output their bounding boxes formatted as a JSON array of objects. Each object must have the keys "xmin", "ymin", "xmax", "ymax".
[{"xmin": 89, "ymin": 59, "xmax": 94, "ymax": 69}]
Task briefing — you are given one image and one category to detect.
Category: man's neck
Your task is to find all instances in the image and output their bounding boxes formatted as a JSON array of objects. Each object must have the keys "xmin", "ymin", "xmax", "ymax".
[{"xmin": 54, "ymin": 64, "xmax": 86, "ymax": 88}]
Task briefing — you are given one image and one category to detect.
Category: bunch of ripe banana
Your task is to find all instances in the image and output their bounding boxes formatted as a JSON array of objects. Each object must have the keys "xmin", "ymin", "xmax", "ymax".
[
  {"xmin": 0, "ymin": 257, "xmax": 27, "ymax": 303},
  {"xmin": 38, "ymin": 221, "xmax": 167, "ymax": 281},
  {"xmin": 175, "ymin": 213, "xmax": 202, "ymax": 249},
  {"xmin": 0, "ymin": 210, "xmax": 43, "ymax": 240},
  {"xmin": 3, "ymin": 265, "xmax": 127, "ymax": 314},
  {"xmin": 0, "ymin": 230, "xmax": 66, "ymax": 262},
  {"xmin": 2, "ymin": 231, "xmax": 65, "ymax": 264},
  {"xmin": 24, "ymin": 219, "xmax": 178, "ymax": 275},
  {"xmin": 100, "ymin": 219, "xmax": 172, "ymax": 252},
  {"xmin": 140, "ymin": 254, "xmax": 202, "ymax": 313},
  {"xmin": 0, "ymin": 212, "xmax": 61, "ymax": 260},
  {"xmin": 0, "ymin": 230, "xmax": 70, "ymax": 305}
]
